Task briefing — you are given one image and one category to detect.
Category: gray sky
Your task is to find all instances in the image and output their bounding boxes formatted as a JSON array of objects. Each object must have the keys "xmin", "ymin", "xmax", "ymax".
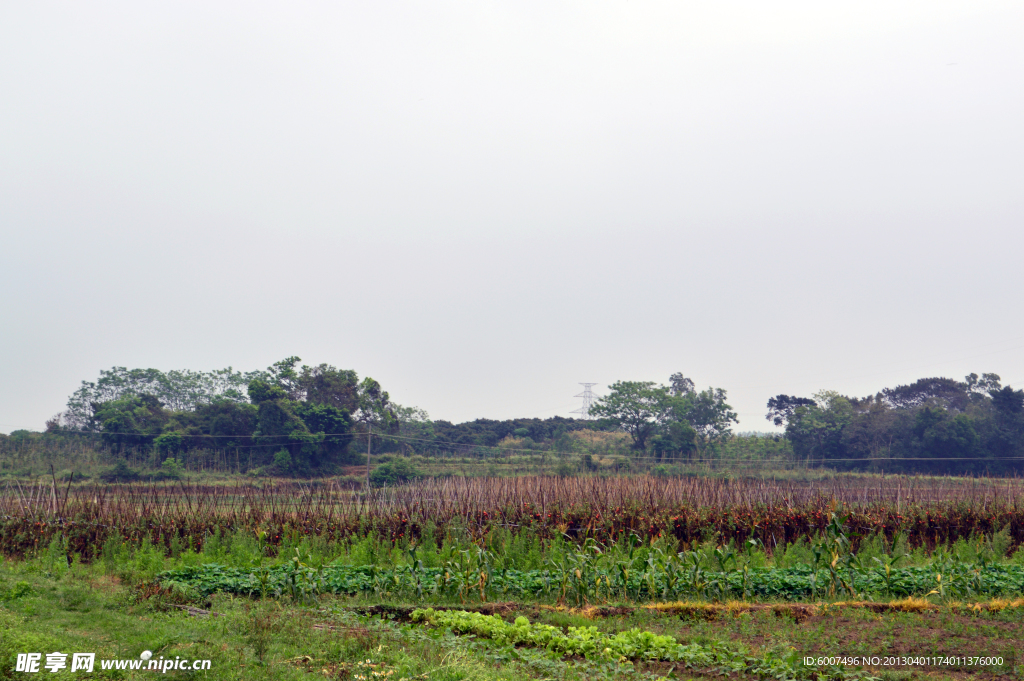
[{"xmin": 2, "ymin": 1, "xmax": 1023, "ymax": 433}]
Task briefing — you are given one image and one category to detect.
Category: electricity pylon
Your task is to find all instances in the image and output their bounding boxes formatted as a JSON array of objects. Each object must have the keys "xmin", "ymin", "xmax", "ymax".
[{"xmin": 572, "ymin": 383, "xmax": 598, "ymax": 419}]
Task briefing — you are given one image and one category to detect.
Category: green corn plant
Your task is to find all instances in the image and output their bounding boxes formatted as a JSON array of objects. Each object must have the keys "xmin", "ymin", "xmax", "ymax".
[
  {"xmin": 370, "ymin": 565, "xmax": 392, "ymax": 599},
  {"xmin": 713, "ymin": 546, "xmax": 737, "ymax": 573},
  {"xmin": 599, "ymin": 573, "xmax": 612, "ymax": 602},
  {"xmin": 807, "ymin": 513, "xmax": 854, "ymax": 599},
  {"xmin": 661, "ymin": 551, "xmax": 684, "ymax": 600},
  {"xmin": 566, "ymin": 538, "xmax": 604, "ymax": 606},
  {"xmin": 613, "ymin": 534, "xmax": 643, "ymax": 602},
  {"xmin": 944, "ymin": 550, "xmax": 967, "ymax": 599},
  {"xmin": 447, "ymin": 549, "xmax": 482, "ymax": 602},
  {"xmin": 832, "ymin": 543, "xmax": 864, "ymax": 598},
  {"xmin": 643, "ymin": 549, "xmax": 662, "ymax": 602},
  {"xmin": 475, "ymin": 546, "xmax": 494, "ymax": 601},
  {"xmin": 809, "ymin": 543, "xmax": 825, "ymax": 600},
  {"xmin": 739, "ymin": 563, "xmax": 752, "ymax": 600},
  {"xmin": 927, "ymin": 572, "xmax": 946, "ymax": 601},
  {"xmin": 970, "ymin": 550, "xmax": 991, "ymax": 596},
  {"xmin": 683, "ymin": 549, "xmax": 708, "ymax": 600},
  {"xmin": 737, "ymin": 538, "xmax": 763, "ymax": 600},
  {"xmin": 871, "ymin": 554, "xmax": 904, "ymax": 597},
  {"xmin": 837, "ymin": 552, "xmax": 861, "ymax": 599},
  {"xmin": 929, "ymin": 547, "xmax": 957, "ymax": 600},
  {"xmin": 406, "ymin": 545, "xmax": 424, "ymax": 599},
  {"xmin": 709, "ymin": 546, "xmax": 737, "ymax": 601},
  {"xmin": 548, "ymin": 554, "xmax": 573, "ymax": 605},
  {"xmin": 286, "ymin": 548, "xmax": 321, "ymax": 604},
  {"xmin": 497, "ymin": 564, "xmax": 512, "ymax": 597},
  {"xmin": 888, "ymin": 530, "xmax": 905, "ymax": 558},
  {"xmin": 641, "ymin": 542, "xmax": 678, "ymax": 602},
  {"xmin": 249, "ymin": 556, "xmax": 271, "ymax": 600},
  {"xmin": 823, "ymin": 512, "xmax": 852, "ymax": 548},
  {"xmin": 615, "ymin": 560, "xmax": 633, "ymax": 602}
]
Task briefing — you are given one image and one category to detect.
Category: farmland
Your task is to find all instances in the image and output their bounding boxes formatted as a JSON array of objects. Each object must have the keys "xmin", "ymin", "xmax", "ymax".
[
  {"xmin": 3, "ymin": 475, "xmax": 1024, "ymax": 559},
  {"xmin": 1, "ymin": 474, "xmax": 1023, "ymax": 680}
]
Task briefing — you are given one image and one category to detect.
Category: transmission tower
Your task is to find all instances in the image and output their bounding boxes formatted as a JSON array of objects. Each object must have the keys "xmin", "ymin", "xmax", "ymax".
[{"xmin": 571, "ymin": 383, "xmax": 599, "ymax": 419}]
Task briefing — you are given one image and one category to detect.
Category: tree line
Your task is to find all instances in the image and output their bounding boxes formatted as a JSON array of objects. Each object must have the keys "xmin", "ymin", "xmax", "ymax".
[
  {"xmin": 41, "ymin": 358, "xmax": 399, "ymax": 475},
  {"xmin": 4, "ymin": 362, "xmax": 1022, "ymax": 477},
  {"xmin": 766, "ymin": 373, "xmax": 1024, "ymax": 474},
  {"xmin": 587, "ymin": 371, "xmax": 1024, "ymax": 475}
]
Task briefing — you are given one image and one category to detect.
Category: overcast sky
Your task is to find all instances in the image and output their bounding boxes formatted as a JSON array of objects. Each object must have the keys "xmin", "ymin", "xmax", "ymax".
[{"xmin": 2, "ymin": 1, "xmax": 1023, "ymax": 433}]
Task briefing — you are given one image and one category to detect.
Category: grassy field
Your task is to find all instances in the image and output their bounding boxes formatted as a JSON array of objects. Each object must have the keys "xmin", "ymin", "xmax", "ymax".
[{"xmin": 2, "ymin": 475, "xmax": 1023, "ymax": 680}]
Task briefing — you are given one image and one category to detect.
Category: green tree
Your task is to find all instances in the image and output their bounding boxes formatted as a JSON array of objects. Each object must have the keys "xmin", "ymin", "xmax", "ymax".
[
  {"xmin": 649, "ymin": 420, "xmax": 698, "ymax": 462},
  {"xmin": 909, "ymin": 407, "xmax": 981, "ymax": 473},
  {"xmin": 986, "ymin": 385, "xmax": 1024, "ymax": 464},
  {"xmin": 195, "ymin": 401, "xmax": 258, "ymax": 444},
  {"xmin": 765, "ymin": 394, "xmax": 816, "ymax": 428},
  {"xmin": 267, "ymin": 356, "xmax": 302, "ymax": 396},
  {"xmin": 296, "ymin": 364, "xmax": 359, "ymax": 411},
  {"xmin": 247, "ymin": 379, "xmax": 287, "ymax": 404},
  {"xmin": 91, "ymin": 394, "xmax": 169, "ymax": 452},
  {"xmin": 355, "ymin": 377, "xmax": 399, "ymax": 435},
  {"xmin": 838, "ymin": 396, "xmax": 903, "ymax": 471},
  {"xmin": 668, "ymin": 372, "xmax": 695, "ymax": 396},
  {"xmin": 670, "ymin": 388, "xmax": 738, "ymax": 458},
  {"xmin": 990, "ymin": 385, "xmax": 1024, "ymax": 417},
  {"xmin": 292, "ymin": 402, "xmax": 355, "ymax": 465},
  {"xmin": 154, "ymin": 431, "xmax": 185, "ymax": 456},
  {"xmin": 252, "ymin": 398, "xmax": 321, "ymax": 474},
  {"xmin": 248, "ymin": 368, "xmax": 358, "ymax": 472},
  {"xmin": 65, "ymin": 365, "xmax": 268, "ymax": 427},
  {"xmin": 785, "ymin": 390, "xmax": 853, "ymax": 465},
  {"xmin": 773, "ymin": 373, "xmax": 1021, "ymax": 475},
  {"xmin": 966, "ymin": 372, "xmax": 1002, "ymax": 399},
  {"xmin": 589, "ymin": 381, "xmax": 670, "ymax": 451}
]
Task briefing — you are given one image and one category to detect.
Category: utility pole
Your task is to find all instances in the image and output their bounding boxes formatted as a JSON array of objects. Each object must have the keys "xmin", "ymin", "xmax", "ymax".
[
  {"xmin": 572, "ymin": 383, "xmax": 598, "ymax": 419},
  {"xmin": 365, "ymin": 426, "xmax": 372, "ymax": 490}
]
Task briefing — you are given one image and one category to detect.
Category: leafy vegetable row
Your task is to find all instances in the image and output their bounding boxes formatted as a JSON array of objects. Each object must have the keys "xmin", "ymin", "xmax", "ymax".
[
  {"xmin": 410, "ymin": 609, "xmax": 867, "ymax": 680},
  {"xmin": 158, "ymin": 560, "xmax": 1024, "ymax": 602}
]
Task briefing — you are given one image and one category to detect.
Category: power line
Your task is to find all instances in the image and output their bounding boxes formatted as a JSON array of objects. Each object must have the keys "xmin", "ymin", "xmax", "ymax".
[{"xmin": 11, "ymin": 427, "xmax": 1024, "ymax": 464}]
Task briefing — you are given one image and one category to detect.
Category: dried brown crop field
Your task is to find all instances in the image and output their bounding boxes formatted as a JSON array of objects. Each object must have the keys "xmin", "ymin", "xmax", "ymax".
[{"xmin": 2, "ymin": 475, "xmax": 1023, "ymax": 560}]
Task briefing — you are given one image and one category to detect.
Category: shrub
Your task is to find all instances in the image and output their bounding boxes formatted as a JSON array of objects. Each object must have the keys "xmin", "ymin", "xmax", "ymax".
[
  {"xmin": 154, "ymin": 431, "xmax": 185, "ymax": 455},
  {"xmin": 160, "ymin": 457, "xmax": 185, "ymax": 479},
  {"xmin": 555, "ymin": 461, "xmax": 575, "ymax": 477},
  {"xmin": 369, "ymin": 459, "xmax": 422, "ymax": 486},
  {"xmin": 99, "ymin": 460, "xmax": 141, "ymax": 482},
  {"xmin": 272, "ymin": 449, "xmax": 293, "ymax": 474}
]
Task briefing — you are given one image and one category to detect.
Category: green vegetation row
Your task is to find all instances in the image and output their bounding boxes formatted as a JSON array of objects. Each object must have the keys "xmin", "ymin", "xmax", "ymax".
[
  {"xmin": 55, "ymin": 509, "xmax": 1017, "ymax": 604},
  {"xmin": 159, "ymin": 557, "xmax": 1024, "ymax": 602},
  {"xmin": 144, "ymin": 508, "xmax": 1024, "ymax": 605},
  {"xmin": 410, "ymin": 608, "xmax": 830, "ymax": 680},
  {"xmin": 159, "ymin": 558, "xmax": 1024, "ymax": 603},
  {"xmin": 411, "ymin": 608, "xmax": 728, "ymax": 663}
]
